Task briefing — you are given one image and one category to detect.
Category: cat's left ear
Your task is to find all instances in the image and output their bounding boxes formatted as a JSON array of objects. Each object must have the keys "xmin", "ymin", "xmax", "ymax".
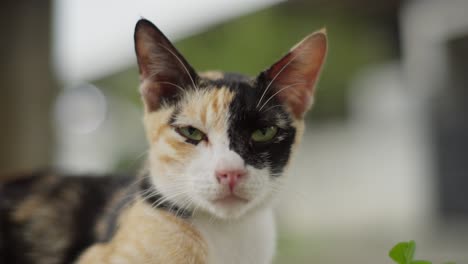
[{"xmin": 258, "ymin": 29, "xmax": 327, "ymax": 119}]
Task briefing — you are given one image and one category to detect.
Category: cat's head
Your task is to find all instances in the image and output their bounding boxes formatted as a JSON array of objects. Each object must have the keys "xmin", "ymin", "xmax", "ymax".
[{"xmin": 134, "ymin": 19, "xmax": 327, "ymax": 219}]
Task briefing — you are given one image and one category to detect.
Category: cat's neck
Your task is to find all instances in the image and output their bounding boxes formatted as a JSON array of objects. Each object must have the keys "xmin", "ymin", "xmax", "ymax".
[{"xmin": 190, "ymin": 207, "xmax": 276, "ymax": 264}]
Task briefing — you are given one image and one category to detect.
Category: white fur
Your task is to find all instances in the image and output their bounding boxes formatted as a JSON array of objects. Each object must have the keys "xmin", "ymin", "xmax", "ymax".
[{"xmin": 191, "ymin": 207, "xmax": 276, "ymax": 264}]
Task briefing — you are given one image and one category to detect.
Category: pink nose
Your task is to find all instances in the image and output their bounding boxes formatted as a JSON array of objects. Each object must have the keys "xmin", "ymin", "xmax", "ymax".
[{"xmin": 215, "ymin": 169, "xmax": 246, "ymax": 191}]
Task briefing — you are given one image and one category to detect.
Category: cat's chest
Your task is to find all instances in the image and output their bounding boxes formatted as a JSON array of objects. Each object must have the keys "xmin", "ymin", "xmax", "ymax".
[{"xmin": 191, "ymin": 208, "xmax": 276, "ymax": 264}]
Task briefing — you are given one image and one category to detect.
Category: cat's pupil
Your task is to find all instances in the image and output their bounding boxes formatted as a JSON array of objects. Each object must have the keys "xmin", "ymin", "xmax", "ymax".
[{"xmin": 188, "ymin": 127, "xmax": 196, "ymax": 135}]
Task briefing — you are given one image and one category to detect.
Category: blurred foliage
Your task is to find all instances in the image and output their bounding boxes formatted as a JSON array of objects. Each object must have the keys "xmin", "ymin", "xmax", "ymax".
[
  {"xmin": 96, "ymin": 2, "xmax": 397, "ymax": 120},
  {"xmin": 389, "ymin": 240, "xmax": 455, "ymax": 264}
]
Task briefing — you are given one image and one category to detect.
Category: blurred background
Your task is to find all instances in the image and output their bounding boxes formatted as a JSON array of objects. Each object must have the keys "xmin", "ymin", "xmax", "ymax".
[{"xmin": 1, "ymin": 0, "xmax": 468, "ymax": 263}]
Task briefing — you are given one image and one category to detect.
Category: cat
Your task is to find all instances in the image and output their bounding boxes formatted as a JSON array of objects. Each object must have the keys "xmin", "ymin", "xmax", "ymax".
[{"xmin": 0, "ymin": 18, "xmax": 327, "ymax": 264}]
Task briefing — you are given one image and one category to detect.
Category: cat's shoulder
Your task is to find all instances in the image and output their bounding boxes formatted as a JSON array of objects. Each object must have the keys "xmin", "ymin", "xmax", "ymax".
[{"xmin": 78, "ymin": 200, "xmax": 208, "ymax": 264}]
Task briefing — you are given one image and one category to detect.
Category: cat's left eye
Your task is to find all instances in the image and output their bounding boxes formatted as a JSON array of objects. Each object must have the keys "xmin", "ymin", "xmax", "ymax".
[
  {"xmin": 176, "ymin": 126, "xmax": 206, "ymax": 142},
  {"xmin": 251, "ymin": 126, "xmax": 278, "ymax": 142}
]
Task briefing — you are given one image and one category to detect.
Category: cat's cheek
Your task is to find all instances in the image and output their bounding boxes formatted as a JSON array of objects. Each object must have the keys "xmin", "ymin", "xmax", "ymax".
[
  {"xmin": 244, "ymin": 166, "xmax": 276, "ymax": 203},
  {"xmin": 146, "ymin": 135, "xmax": 198, "ymax": 202},
  {"xmin": 184, "ymin": 147, "xmax": 219, "ymax": 198}
]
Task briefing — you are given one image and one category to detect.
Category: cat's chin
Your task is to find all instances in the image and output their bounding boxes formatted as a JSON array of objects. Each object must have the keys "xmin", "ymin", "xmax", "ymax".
[
  {"xmin": 212, "ymin": 193, "xmax": 249, "ymax": 205},
  {"xmin": 195, "ymin": 195, "xmax": 268, "ymax": 220},
  {"xmin": 206, "ymin": 205, "xmax": 250, "ymax": 220}
]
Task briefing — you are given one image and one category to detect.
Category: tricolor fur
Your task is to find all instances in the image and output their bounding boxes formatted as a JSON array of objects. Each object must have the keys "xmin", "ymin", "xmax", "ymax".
[{"xmin": 0, "ymin": 19, "xmax": 327, "ymax": 264}]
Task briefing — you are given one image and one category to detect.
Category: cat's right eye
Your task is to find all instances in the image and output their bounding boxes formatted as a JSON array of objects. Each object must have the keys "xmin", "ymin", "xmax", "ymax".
[{"xmin": 175, "ymin": 126, "xmax": 206, "ymax": 142}]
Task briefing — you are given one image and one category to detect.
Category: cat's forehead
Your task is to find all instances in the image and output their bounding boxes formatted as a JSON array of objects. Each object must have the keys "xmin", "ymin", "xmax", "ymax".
[
  {"xmin": 172, "ymin": 72, "xmax": 292, "ymax": 134},
  {"xmin": 198, "ymin": 71, "xmax": 256, "ymax": 96},
  {"xmin": 180, "ymin": 71, "xmax": 285, "ymax": 119},
  {"xmin": 197, "ymin": 71, "xmax": 266, "ymax": 110},
  {"xmin": 175, "ymin": 85, "xmax": 235, "ymax": 132}
]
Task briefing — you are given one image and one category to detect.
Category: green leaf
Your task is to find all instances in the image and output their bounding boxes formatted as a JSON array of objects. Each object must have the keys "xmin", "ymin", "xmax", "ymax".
[
  {"xmin": 406, "ymin": 241, "xmax": 416, "ymax": 262},
  {"xmin": 389, "ymin": 242, "xmax": 409, "ymax": 264},
  {"xmin": 389, "ymin": 241, "xmax": 417, "ymax": 264}
]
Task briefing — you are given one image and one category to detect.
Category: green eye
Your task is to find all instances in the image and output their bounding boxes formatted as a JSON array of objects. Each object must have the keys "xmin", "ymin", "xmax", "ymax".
[
  {"xmin": 251, "ymin": 126, "xmax": 278, "ymax": 142},
  {"xmin": 176, "ymin": 126, "xmax": 205, "ymax": 141}
]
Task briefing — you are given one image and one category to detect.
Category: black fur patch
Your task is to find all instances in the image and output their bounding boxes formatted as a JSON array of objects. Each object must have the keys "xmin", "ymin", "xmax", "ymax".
[
  {"xmin": 225, "ymin": 76, "xmax": 296, "ymax": 176},
  {"xmin": 139, "ymin": 175, "xmax": 192, "ymax": 218}
]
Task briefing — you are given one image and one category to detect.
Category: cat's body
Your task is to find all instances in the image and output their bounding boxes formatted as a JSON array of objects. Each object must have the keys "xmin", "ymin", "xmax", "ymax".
[
  {"xmin": 0, "ymin": 19, "xmax": 326, "ymax": 264},
  {"xmin": 0, "ymin": 171, "xmax": 134, "ymax": 264}
]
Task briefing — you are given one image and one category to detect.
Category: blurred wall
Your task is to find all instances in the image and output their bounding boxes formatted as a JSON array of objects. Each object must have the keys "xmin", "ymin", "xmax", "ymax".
[
  {"xmin": 0, "ymin": 1, "xmax": 56, "ymax": 178},
  {"xmin": 435, "ymin": 35, "xmax": 468, "ymax": 218}
]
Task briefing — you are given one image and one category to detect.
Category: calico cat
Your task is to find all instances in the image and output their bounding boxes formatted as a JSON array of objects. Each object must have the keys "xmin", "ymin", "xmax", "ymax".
[{"xmin": 0, "ymin": 19, "xmax": 327, "ymax": 264}]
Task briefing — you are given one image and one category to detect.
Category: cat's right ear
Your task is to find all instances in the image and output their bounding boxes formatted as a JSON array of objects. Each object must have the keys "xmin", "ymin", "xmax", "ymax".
[{"xmin": 134, "ymin": 19, "xmax": 198, "ymax": 111}]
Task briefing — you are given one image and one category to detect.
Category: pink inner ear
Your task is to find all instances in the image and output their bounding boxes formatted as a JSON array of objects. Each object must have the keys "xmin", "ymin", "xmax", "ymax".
[{"xmin": 265, "ymin": 32, "xmax": 327, "ymax": 118}]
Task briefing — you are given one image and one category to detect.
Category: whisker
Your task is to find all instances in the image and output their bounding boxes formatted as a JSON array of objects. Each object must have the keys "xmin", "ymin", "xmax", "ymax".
[
  {"xmin": 156, "ymin": 81, "xmax": 186, "ymax": 93},
  {"xmin": 268, "ymin": 178, "xmax": 315, "ymax": 207},
  {"xmin": 157, "ymin": 44, "xmax": 199, "ymax": 91},
  {"xmin": 261, "ymin": 104, "xmax": 284, "ymax": 113},
  {"xmin": 115, "ymin": 174, "xmax": 154, "ymax": 205},
  {"xmin": 147, "ymin": 186, "xmax": 188, "ymax": 209},
  {"xmin": 118, "ymin": 149, "xmax": 149, "ymax": 173},
  {"xmin": 164, "ymin": 194, "xmax": 191, "ymax": 216},
  {"xmin": 258, "ymin": 82, "xmax": 306, "ymax": 111},
  {"xmin": 175, "ymin": 199, "xmax": 193, "ymax": 218},
  {"xmin": 191, "ymin": 204, "xmax": 200, "ymax": 219},
  {"xmin": 256, "ymin": 53, "xmax": 300, "ymax": 108},
  {"xmin": 151, "ymin": 193, "xmax": 182, "ymax": 209},
  {"xmin": 208, "ymin": 214, "xmax": 216, "ymax": 225}
]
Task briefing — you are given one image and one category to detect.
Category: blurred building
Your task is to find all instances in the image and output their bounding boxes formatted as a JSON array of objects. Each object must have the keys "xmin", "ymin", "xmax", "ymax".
[
  {"xmin": 402, "ymin": 0, "xmax": 468, "ymax": 221},
  {"xmin": 0, "ymin": 1, "xmax": 56, "ymax": 177}
]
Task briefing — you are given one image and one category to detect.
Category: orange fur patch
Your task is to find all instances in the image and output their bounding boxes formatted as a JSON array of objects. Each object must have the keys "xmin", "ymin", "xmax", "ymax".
[
  {"xmin": 77, "ymin": 200, "xmax": 207, "ymax": 264},
  {"xmin": 167, "ymin": 138, "xmax": 194, "ymax": 159},
  {"xmin": 179, "ymin": 87, "xmax": 234, "ymax": 132},
  {"xmin": 158, "ymin": 154, "xmax": 179, "ymax": 165},
  {"xmin": 144, "ymin": 107, "xmax": 174, "ymax": 143}
]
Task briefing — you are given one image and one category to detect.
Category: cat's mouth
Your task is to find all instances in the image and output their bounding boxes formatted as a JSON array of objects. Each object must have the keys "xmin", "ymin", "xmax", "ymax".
[{"xmin": 212, "ymin": 194, "xmax": 249, "ymax": 205}]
